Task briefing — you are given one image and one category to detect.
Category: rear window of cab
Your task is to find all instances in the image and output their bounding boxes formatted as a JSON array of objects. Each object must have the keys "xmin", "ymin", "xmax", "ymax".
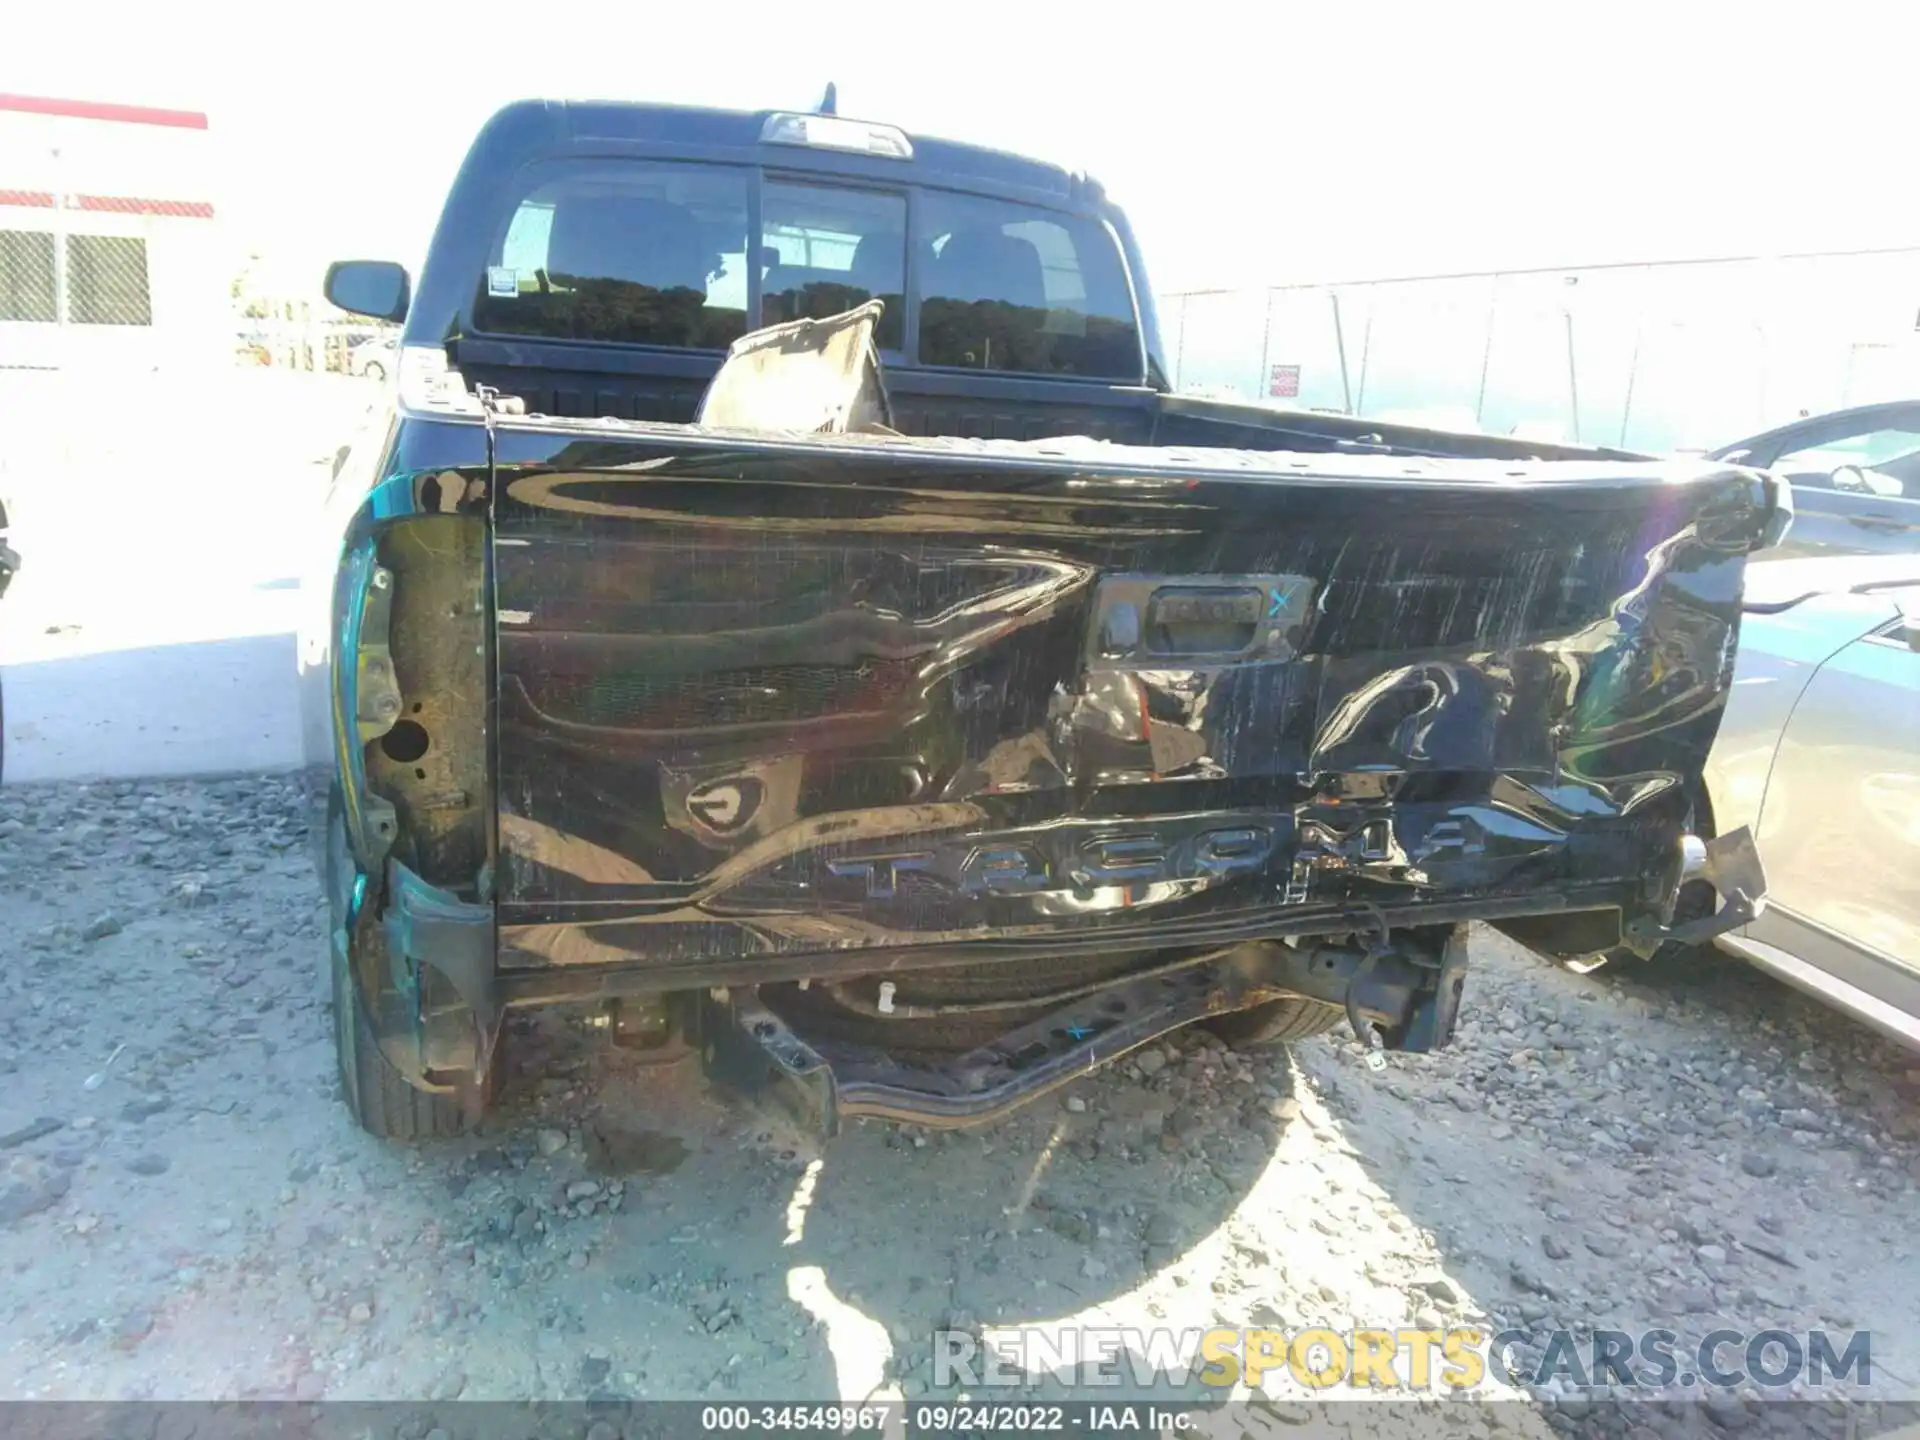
[{"xmin": 468, "ymin": 160, "xmax": 1142, "ymax": 382}]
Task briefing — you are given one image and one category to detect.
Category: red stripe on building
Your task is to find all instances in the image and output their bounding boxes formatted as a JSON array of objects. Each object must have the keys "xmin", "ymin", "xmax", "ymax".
[
  {"xmin": 74, "ymin": 194, "xmax": 214, "ymax": 219},
  {"xmin": 0, "ymin": 189, "xmax": 213, "ymax": 219},
  {"xmin": 0, "ymin": 94, "xmax": 209, "ymax": 130}
]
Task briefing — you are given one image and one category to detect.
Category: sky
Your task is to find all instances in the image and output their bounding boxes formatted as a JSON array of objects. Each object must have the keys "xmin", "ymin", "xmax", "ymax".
[{"xmin": 5, "ymin": 0, "xmax": 1917, "ymax": 295}]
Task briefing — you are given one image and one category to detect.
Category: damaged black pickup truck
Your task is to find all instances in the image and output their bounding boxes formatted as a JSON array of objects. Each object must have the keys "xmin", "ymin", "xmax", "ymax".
[{"xmin": 304, "ymin": 98, "xmax": 1786, "ymax": 1141}]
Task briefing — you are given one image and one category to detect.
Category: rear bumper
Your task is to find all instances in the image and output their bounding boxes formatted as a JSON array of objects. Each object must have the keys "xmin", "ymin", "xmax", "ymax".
[
  {"xmin": 349, "ymin": 822, "xmax": 1760, "ymax": 1117},
  {"xmin": 490, "ymin": 820, "xmax": 1755, "ymax": 1008},
  {"xmin": 493, "ymin": 881, "xmax": 1639, "ymax": 1008}
]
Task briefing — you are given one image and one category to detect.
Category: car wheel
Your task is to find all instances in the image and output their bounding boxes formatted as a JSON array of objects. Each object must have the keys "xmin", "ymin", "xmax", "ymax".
[
  {"xmin": 363, "ymin": 361, "xmax": 386, "ymax": 382},
  {"xmin": 1203, "ymin": 996, "xmax": 1345, "ymax": 1050},
  {"xmin": 326, "ymin": 801, "xmax": 495, "ymax": 1140},
  {"xmin": 330, "ymin": 922, "xmax": 507, "ymax": 1140}
]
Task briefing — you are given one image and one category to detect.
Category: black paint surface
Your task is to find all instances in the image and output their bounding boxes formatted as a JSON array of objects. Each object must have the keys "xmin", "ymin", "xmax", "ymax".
[{"xmin": 485, "ymin": 425, "xmax": 1774, "ymax": 972}]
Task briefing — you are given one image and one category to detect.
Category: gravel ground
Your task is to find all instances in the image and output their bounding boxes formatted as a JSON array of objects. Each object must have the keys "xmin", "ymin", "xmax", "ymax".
[{"xmin": 2, "ymin": 774, "xmax": 1918, "ymax": 1440}]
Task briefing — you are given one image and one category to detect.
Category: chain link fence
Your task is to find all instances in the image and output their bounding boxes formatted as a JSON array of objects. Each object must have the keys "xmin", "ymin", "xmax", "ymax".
[
  {"xmin": 2, "ymin": 213, "xmax": 389, "ymax": 376},
  {"xmin": 0, "ymin": 225, "xmax": 155, "ymax": 334},
  {"xmin": 1162, "ymin": 247, "xmax": 1920, "ymax": 453}
]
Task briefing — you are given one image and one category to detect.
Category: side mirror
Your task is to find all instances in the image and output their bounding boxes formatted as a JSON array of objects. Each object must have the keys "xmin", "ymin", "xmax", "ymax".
[
  {"xmin": 324, "ymin": 260, "xmax": 410, "ymax": 324},
  {"xmin": 1832, "ymin": 463, "xmax": 1906, "ymax": 499}
]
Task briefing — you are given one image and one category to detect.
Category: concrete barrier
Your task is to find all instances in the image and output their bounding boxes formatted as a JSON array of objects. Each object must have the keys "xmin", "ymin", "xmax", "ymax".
[{"xmin": 0, "ymin": 365, "xmax": 368, "ymax": 783}]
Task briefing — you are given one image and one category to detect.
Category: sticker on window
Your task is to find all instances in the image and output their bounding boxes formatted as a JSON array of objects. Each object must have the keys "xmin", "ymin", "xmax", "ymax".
[{"xmin": 487, "ymin": 266, "xmax": 519, "ymax": 299}]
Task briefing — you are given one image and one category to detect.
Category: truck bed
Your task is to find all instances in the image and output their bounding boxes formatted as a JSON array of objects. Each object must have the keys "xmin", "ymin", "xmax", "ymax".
[{"xmin": 454, "ymin": 347, "xmax": 1645, "ymax": 462}]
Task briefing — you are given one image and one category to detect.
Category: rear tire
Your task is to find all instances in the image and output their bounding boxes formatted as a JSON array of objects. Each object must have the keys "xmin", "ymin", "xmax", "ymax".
[
  {"xmin": 325, "ymin": 792, "xmax": 494, "ymax": 1141},
  {"xmin": 330, "ymin": 929, "xmax": 478, "ymax": 1141},
  {"xmin": 1204, "ymin": 996, "xmax": 1345, "ymax": 1050}
]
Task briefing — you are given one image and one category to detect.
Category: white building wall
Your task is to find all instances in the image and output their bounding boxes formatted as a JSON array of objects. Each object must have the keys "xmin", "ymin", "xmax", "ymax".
[{"xmin": 0, "ymin": 98, "xmax": 227, "ymax": 375}]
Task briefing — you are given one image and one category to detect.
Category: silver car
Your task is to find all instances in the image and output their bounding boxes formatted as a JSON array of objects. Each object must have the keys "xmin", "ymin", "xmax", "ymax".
[
  {"xmin": 346, "ymin": 334, "xmax": 398, "ymax": 381},
  {"xmin": 1690, "ymin": 554, "xmax": 1920, "ymax": 1045},
  {"xmin": 1710, "ymin": 401, "xmax": 1920, "ymax": 559}
]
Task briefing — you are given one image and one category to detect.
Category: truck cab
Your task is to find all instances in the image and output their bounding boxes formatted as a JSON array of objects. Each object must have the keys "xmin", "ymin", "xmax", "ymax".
[{"xmin": 391, "ymin": 100, "xmax": 1167, "ymax": 443}]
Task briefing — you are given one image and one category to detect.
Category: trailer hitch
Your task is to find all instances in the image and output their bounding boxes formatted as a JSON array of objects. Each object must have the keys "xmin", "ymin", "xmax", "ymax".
[{"xmin": 1245, "ymin": 923, "xmax": 1469, "ymax": 1056}]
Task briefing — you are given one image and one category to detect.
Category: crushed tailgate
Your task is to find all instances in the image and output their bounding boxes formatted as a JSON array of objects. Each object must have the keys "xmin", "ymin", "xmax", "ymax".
[{"xmin": 487, "ymin": 425, "xmax": 1775, "ymax": 973}]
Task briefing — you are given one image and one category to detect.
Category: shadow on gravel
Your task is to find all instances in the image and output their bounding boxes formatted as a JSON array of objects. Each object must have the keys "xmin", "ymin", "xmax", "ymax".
[
  {"xmin": 1587, "ymin": 941, "xmax": 1786, "ymax": 1001},
  {"xmin": 417, "ymin": 918, "xmax": 1920, "ymax": 1435},
  {"xmin": 451, "ymin": 1010, "xmax": 1301, "ymax": 1408}
]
